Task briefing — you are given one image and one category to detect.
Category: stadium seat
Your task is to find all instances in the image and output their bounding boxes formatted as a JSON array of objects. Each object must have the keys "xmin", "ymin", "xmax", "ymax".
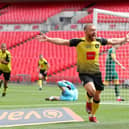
[{"xmin": 7, "ymin": 31, "xmax": 129, "ymax": 82}]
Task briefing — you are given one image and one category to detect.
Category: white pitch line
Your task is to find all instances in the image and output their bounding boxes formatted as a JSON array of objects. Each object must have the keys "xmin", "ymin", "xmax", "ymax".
[{"xmin": 0, "ymin": 102, "xmax": 129, "ymax": 109}]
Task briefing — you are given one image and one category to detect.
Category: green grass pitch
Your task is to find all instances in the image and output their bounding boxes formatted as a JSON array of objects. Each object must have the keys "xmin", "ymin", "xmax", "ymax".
[{"xmin": 0, "ymin": 83, "xmax": 129, "ymax": 129}]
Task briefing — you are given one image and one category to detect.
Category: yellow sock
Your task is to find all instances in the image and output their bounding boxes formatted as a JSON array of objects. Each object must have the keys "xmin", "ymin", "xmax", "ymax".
[
  {"xmin": 91, "ymin": 99, "xmax": 100, "ymax": 116},
  {"xmin": 38, "ymin": 80, "xmax": 42, "ymax": 88}
]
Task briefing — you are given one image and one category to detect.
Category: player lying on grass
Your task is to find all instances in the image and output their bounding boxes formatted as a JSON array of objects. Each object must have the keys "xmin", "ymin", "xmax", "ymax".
[{"xmin": 45, "ymin": 80, "xmax": 78, "ymax": 101}]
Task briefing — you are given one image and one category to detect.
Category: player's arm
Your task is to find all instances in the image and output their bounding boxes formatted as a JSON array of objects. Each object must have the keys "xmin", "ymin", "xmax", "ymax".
[
  {"xmin": 107, "ymin": 33, "xmax": 129, "ymax": 45},
  {"xmin": 57, "ymin": 81, "xmax": 67, "ymax": 87},
  {"xmin": 37, "ymin": 62, "xmax": 40, "ymax": 72},
  {"xmin": 47, "ymin": 63, "xmax": 50, "ymax": 70},
  {"xmin": 0, "ymin": 59, "xmax": 8, "ymax": 64},
  {"xmin": 36, "ymin": 33, "xmax": 70, "ymax": 46},
  {"xmin": 0, "ymin": 54, "xmax": 10, "ymax": 65},
  {"xmin": 111, "ymin": 53, "xmax": 125, "ymax": 70},
  {"xmin": 45, "ymin": 63, "xmax": 49, "ymax": 73}
]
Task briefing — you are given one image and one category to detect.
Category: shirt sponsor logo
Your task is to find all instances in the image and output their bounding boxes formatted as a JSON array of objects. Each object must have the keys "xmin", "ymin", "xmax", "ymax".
[{"xmin": 86, "ymin": 52, "xmax": 96, "ymax": 60}]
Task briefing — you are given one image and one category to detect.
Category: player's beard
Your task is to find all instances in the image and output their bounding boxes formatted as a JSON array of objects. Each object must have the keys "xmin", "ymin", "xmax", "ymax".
[{"xmin": 88, "ymin": 34, "xmax": 96, "ymax": 41}]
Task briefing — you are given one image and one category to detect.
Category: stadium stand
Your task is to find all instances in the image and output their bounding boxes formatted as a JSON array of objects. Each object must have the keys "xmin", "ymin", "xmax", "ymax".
[
  {"xmin": 0, "ymin": 31, "xmax": 40, "ymax": 48},
  {"xmin": 87, "ymin": 2, "xmax": 129, "ymax": 13},
  {"xmin": 48, "ymin": 66, "xmax": 81, "ymax": 83},
  {"xmin": 0, "ymin": 1, "xmax": 128, "ymax": 83},
  {"xmin": 0, "ymin": 2, "xmax": 90, "ymax": 24},
  {"xmin": 6, "ymin": 31, "xmax": 128, "ymax": 83},
  {"xmin": 78, "ymin": 13, "xmax": 129, "ymax": 23},
  {"xmin": 78, "ymin": 2, "xmax": 129, "ymax": 23},
  {"xmin": 9, "ymin": 31, "xmax": 80, "ymax": 82},
  {"xmin": 0, "ymin": 3, "xmax": 7, "ymax": 9}
]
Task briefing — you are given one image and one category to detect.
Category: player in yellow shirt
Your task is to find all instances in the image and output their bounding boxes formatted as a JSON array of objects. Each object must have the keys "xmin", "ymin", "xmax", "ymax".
[
  {"xmin": 38, "ymin": 54, "xmax": 49, "ymax": 90},
  {"xmin": 0, "ymin": 43, "xmax": 11, "ymax": 97},
  {"xmin": 37, "ymin": 24, "xmax": 129, "ymax": 122}
]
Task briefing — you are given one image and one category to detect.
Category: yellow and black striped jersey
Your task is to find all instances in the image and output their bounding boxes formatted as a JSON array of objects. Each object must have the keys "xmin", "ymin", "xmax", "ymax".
[
  {"xmin": 70, "ymin": 37, "xmax": 107, "ymax": 74},
  {"xmin": 0, "ymin": 50, "xmax": 11, "ymax": 72}
]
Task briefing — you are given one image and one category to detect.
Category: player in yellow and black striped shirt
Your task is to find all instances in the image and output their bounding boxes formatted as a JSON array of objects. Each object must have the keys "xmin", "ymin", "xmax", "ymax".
[
  {"xmin": 37, "ymin": 24, "xmax": 129, "ymax": 122},
  {"xmin": 0, "ymin": 43, "xmax": 11, "ymax": 97},
  {"xmin": 37, "ymin": 54, "xmax": 49, "ymax": 90}
]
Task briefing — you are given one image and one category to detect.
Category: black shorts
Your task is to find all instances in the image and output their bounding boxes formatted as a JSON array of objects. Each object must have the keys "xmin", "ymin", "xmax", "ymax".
[
  {"xmin": 0, "ymin": 70, "xmax": 11, "ymax": 81},
  {"xmin": 79, "ymin": 72, "xmax": 104, "ymax": 91},
  {"xmin": 40, "ymin": 70, "xmax": 47, "ymax": 77}
]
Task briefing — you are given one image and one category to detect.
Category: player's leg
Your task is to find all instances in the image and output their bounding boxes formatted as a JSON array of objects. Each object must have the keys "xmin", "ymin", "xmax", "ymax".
[
  {"xmin": 86, "ymin": 92, "xmax": 92, "ymax": 114},
  {"xmin": 85, "ymin": 87, "xmax": 94, "ymax": 114},
  {"xmin": 42, "ymin": 71, "xmax": 47, "ymax": 85},
  {"xmin": 113, "ymin": 72, "xmax": 124, "ymax": 101},
  {"xmin": 86, "ymin": 92, "xmax": 93, "ymax": 115},
  {"xmin": 45, "ymin": 95, "xmax": 73, "ymax": 101},
  {"xmin": 45, "ymin": 96, "xmax": 60, "ymax": 101},
  {"xmin": 114, "ymin": 79, "xmax": 120, "ymax": 98},
  {"xmin": 0, "ymin": 71, "xmax": 3, "ymax": 88},
  {"xmin": 38, "ymin": 73, "xmax": 43, "ymax": 90},
  {"xmin": 89, "ymin": 90, "xmax": 101, "ymax": 123},
  {"xmin": 2, "ymin": 72, "xmax": 10, "ymax": 97},
  {"xmin": 89, "ymin": 73, "xmax": 104, "ymax": 123},
  {"xmin": 45, "ymin": 83, "xmax": 66, "ymax": 101},
  {"xmin": 84, "ymin": 82, "xmax": 99, "ymax": 122},
  {"xmin": 79, "ymin": 74, "xmax": 95, "ymax": 115},
  {"xmin": 113, "ymin": 79, "xmax": 124, "ymax": 101},
  {"xmin": 104, "ymin": 71, "xmax": 111, "ymax": 86},
  {"xmin": 45, "ymin": 88, "xmax": 73, "ymax": 101},
  {"xmin": 60, "ymin": 88, "xmax": 74, "ymax": 101},
  {"xmin": 2, "ymin": 80, "xmax": 8, "ymax": 96},
  {"xmin": 103, "ymin": 80, "xmax": 110, "ymax": 86},
  {"xmin": 60, "ymin": 95, "xmax": 73, "ymax": 101},
  {"xmin": 0, "ymin": 79, "xmax": 3, "ymax": 88}
]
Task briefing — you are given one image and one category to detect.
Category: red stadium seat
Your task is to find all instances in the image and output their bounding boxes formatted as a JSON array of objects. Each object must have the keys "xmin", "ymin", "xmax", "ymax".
[
  {"xmin": 8, "ymin": 31, "xmax": 129, "ymax": 82},
  {"xmin": 0, "ymin": 2, "xmax": 90, "ymax": 24}
]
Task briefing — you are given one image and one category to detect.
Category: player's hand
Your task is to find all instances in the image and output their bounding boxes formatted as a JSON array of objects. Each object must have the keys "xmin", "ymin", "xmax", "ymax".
[
  {"xmin": 36, "ymin": 32, "xmax": 48, "ymax": 42},
  {"xmin": 0, "ymin": 59, "xmax": 4, "ymax": 63},
  {"xmin": 125, "ymin": 33, "xmax": 129, "ymax": 42}
]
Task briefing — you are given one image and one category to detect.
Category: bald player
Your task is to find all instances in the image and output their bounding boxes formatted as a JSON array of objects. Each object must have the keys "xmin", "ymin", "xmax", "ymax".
[{"xmin": 36, "ymin": 24, "xmax": 129, "ymax": 122}]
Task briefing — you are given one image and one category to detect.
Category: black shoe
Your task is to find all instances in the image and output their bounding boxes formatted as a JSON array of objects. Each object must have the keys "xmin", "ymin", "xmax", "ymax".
[
  {"xmin": 2, "ymin": 92, "xmax": 6, "ymax": 97},
  {"xmin": 39, "ymin": 87, "xmax": 42, "ymax": 91},
  {"xmin": 45, "ymin": 98, "xmax": 50, "ymax": 101},
  {"xmin": 117, "ymin": 98, "xmax": 125, "ymax": 101}
]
